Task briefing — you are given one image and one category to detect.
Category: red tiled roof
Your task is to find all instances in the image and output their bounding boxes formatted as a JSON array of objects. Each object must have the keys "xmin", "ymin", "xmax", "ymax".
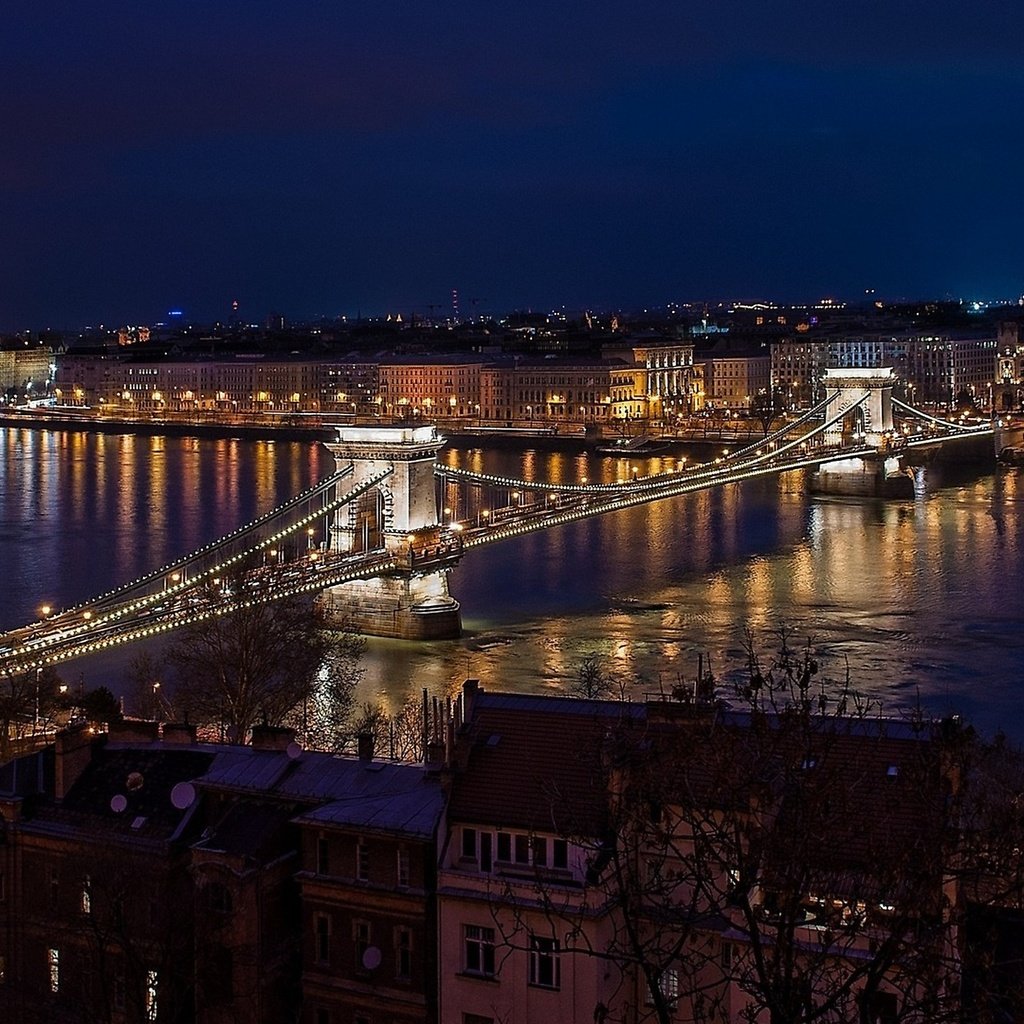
[{"xmin": 450, "ymin": 692, "xmax": 643, "ymax": 836}]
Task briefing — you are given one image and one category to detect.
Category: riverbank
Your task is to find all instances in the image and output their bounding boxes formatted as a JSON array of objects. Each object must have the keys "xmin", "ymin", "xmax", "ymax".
[
  {"xmin": 0, "ymin": 409, "xmax": 333, "ymax": 443},
  {"xmin": 0, "ymin": 408, "xmax": 759, "ymax": 453}
]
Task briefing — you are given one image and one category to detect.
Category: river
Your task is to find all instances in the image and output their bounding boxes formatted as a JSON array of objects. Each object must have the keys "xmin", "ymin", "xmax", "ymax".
[{"xmin": 1, "ymin": 426, "xmax": 1022, "ymax": 738}]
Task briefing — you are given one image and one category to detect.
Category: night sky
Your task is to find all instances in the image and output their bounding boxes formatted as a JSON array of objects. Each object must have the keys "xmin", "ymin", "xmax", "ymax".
[{"xmin": 3, "ymin": 1, "xmax": 1023, "ymax": 329}]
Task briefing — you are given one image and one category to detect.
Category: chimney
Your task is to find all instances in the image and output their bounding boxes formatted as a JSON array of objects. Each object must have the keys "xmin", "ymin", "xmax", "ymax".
[
  {"xmin": 462, "ymin": 678, "xmax": 480, "ymax": 722},
  {"xmin": 357, "ymin": 732, "xmax": 375, "ymax": 762},
  {"xmin": 54, "ymin": 724, "xmax": 97, "ymax": 800},
  {"xmin": 107, "ymin": 720, "xmax": 160, "ymax": 745},
  {"xmin": 162, "ymin": 723, "xmax": 198, "ymax": 745},
  {"xmin": 251, "ymin": 725, "xmax": 296, "ymax": 751}
]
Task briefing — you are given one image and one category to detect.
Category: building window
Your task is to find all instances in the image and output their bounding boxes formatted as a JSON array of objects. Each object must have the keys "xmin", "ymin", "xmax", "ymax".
[
  {"xmin": 496, "ymin": 832, "xmax": 511, "ymax": 861},
  {"xmin": 356, "ymin": 840, "xmax": 369, "ymax": 882},
  {"xmin": 208, "ymin": 881, "xmax": 232, "ymax": 915},
  {"xmin": 514, "ymin": 834, "xmax": 529, "ymax": 864},
  {"xmin": 461, "ymin": 827, "xmax": 477, "ymax": 860},
  {"xmin": 315, "ymin": 1009, "xmax": 329, "ymax": 1024},
  {"xmin": 396, "ymin": 848, "xmax": 410, "ymax": 888},
  {"xmin": 354, "ymin": 920, "xmax": 371, "ymax": 967},
  {"xmin": 315, "ymin": 914, "xmax": 331, "ymax": 964},
  {"xmin": 316, "ymin": 836, "xmax": 330, "ymax": 874},
  {"xmin": 81, "ymin": 876, "xmax": 92, "ymax": 915},
  {"xmin": 464, "ymin": 925, "xmax": 496, "ymax": 977},
  {"xmin": 552, "ymin": 838, "xmax": 568, "ymax": 870},
  {"xmin": 528, "ymin": 936, "xmax": 560, "ymax": 990},
  {"xmin": 646, "ymin": 966, "xmax": 679, "ymax": 1006},
  {"xmin": 48, "ymin": 947, "xmax": 60, "ymax": 994},
  {"xmin": 145, "ymin": 969, "xmax": 159, "ymax": 1022},
  {"xmin": 396, "ymin": 927, "xmax": 412, "ymax": 980}
]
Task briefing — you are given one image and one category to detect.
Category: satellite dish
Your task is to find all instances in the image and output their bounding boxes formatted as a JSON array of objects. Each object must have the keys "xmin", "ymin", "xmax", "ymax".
[
  {"xmin": 170, "ymin": 782, "xmax": 196, "ymax": 810},
  {"xmin": 286, "ymin": 741, "xmax": 303, "ymax": 760},
  {"xmin": 110, "ymin": 794, "xmax": 128, "ymax": 813},
  {"xmin": 362, "ymin": 946, "xmax": 382, "ymax": 971}
]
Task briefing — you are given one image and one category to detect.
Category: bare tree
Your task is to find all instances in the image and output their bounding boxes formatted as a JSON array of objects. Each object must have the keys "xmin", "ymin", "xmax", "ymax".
[
  {"xmin": 489, "ymin": 630, "xmax": 979, "ymax": 1024},
  {"xmin": 0, "ymin": 665, "xmax": 67, "ymax": 761},
  {"xmin": 165, "ymin": 570, "xmax": 363, "ymax": 745},
  {"xmin": 571, "ymin": 654, "xmax": 614, "ymax": 700}
]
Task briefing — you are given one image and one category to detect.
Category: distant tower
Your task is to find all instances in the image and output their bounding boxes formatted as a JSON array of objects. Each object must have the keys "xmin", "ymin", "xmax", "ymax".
[{"xmin": 451, "ymin": 288, "xmax": 459, "ymax": 321}]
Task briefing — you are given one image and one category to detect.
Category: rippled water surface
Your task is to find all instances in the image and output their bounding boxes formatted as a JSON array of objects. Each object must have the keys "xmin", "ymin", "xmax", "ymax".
[{"xmin": 2, "ymin": 428, "xmax": 1022, "ymax": 737}]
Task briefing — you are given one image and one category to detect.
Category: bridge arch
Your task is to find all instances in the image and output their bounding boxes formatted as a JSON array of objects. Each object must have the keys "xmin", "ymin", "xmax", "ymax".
[{"xmin": 822, "ymin": 367, "xmax": 895, "ymax": 447}]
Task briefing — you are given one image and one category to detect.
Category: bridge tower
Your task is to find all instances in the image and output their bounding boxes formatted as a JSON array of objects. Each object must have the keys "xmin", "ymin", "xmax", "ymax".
[
  {"xmin": 318, "ymin": 425, "xmax": 462, "ymax": 640},
  {"xmin": 812, "ymin": 367, "xmax": 910, "ymax": 496},
  {"xmin": 821, "ymin": 367, "xmax": 895, "ymax": 446}
]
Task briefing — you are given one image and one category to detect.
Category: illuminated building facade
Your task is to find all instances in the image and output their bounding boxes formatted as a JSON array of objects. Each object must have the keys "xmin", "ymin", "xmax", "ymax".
[
  {"xmin": 631, "ymin": 342, "xmax": 704, "ymax": 420},
  {"xmin": 54, "ymin": 355, "xmax": 378, "ymax": 416},
  {"xmin": 0, "ymin": 344, "xmax": 55, "ymax": 400},
  {"xmin": 700, "ymin": 353, "xmax": 770, "ymax": 411},
  {"xmin": 995, "ymin": 319, "xmax": 1024, "ymax": 410},
  {"xmin": 377, "ymin": 357, "xmax": 483, "ymax": 421}
]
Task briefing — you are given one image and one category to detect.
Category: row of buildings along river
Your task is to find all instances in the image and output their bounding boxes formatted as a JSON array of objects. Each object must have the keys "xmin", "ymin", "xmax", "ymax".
[{"xmin": 3, "ymin": 313, "xmax": 1024, "ymax": 428}]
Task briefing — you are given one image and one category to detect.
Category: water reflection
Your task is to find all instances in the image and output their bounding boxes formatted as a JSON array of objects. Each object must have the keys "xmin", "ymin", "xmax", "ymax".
[{"xmin": 1, "ymin": 430, "xmax": 1023, "ymax": 739}]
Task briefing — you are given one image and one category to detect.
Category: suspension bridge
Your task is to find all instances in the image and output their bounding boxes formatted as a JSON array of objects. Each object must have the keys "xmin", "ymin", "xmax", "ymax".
[{"xmin": 0, "ymin": 367, "xmax": 995, "ymax": 671}]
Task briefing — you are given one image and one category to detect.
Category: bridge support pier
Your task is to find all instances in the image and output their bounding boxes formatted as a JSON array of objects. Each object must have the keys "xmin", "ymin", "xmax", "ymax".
[
  {"xmin": 316, "ymin": 424, "xmax": 462, "ymax": 640},
  {"xmin": 809, "ymin": 454, "xmax": 914, "ymax": 498},
  {"xmin": 319, "ymin": 571, "xmax": 462, "ymax": 640}
]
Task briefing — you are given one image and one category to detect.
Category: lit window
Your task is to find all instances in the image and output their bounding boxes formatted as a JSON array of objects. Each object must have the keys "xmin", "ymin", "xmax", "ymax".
[
  {"xmin": 48, "ymin": 948, "xmax": 60, "ymax": 993},
  {"xmin": 145, "ymin": 969, "xmax": 158, "ymax": 1021},
  {"xmin": 81, "ymin": 876, "xmax": 91, "ymax": 915}
]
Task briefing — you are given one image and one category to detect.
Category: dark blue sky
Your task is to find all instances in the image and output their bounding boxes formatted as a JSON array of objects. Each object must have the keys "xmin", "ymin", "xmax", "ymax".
[{"xmin": 3, "ymin": 1, "xmax": 1023, "ymax": 329}]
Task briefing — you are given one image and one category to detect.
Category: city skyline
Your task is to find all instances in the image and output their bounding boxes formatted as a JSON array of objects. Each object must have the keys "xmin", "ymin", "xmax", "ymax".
[{"xmin": 3, "ymin": 2, "xmax": 1024, "ymax": 330}]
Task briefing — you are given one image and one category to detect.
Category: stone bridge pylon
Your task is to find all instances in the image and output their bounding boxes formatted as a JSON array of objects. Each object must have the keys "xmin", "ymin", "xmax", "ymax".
[
  {"xmin": 812, "ymin": 367, "xmax": 907, "ymax": 496},
  {"xmin": 821, "ymin": 366, "xmax": 895, "ymax": 446},
  {"xmin": 317, "ymin": 425, "xmax": 462, "ymax": 640}
]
